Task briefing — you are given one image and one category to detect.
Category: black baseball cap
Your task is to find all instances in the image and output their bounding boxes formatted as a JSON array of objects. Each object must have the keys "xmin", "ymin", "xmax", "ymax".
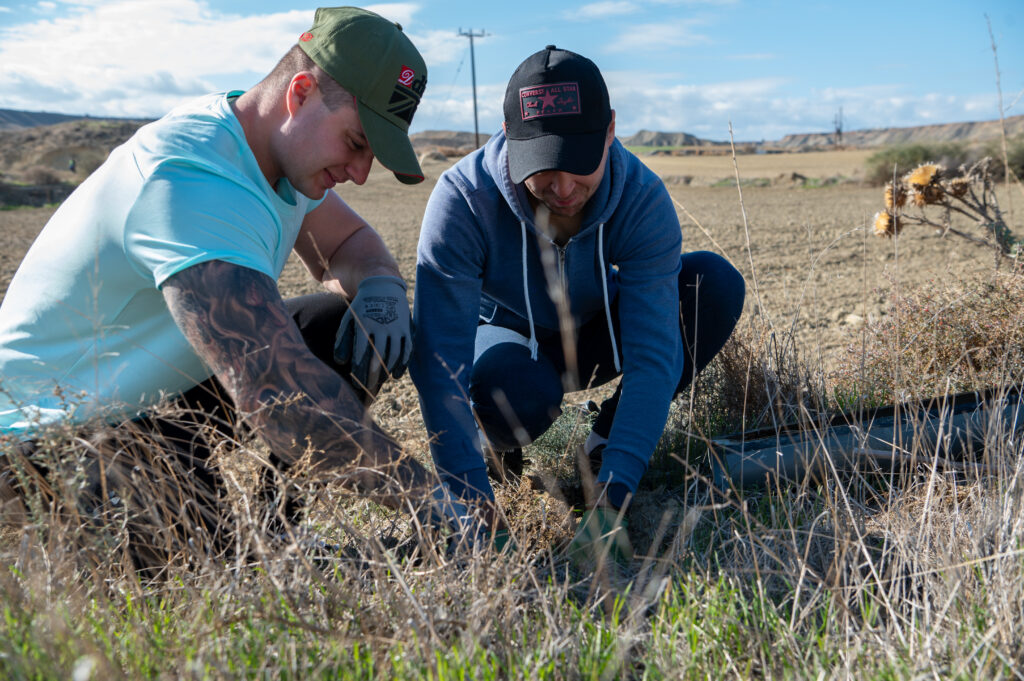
[{"xmin": 503, "ymin": 45, "xmax": 612, "ymax": 184}]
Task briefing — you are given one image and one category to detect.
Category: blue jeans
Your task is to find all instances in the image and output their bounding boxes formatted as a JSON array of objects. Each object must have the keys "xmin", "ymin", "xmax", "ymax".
[{"xmin": 470, "ymin": 251, "xmax": 745, "ymax": 450}]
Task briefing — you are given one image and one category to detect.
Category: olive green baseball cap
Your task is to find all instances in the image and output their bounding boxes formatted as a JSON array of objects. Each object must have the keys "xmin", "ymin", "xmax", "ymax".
[{"xmin": 298, "ymin": 6, "xmax": 427, "ymax": 184}]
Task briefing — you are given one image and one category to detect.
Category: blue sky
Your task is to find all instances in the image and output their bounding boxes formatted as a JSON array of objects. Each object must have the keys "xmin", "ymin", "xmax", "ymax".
[{"xmin": 0, "ymin": 1, "xmax": 1021, "ymax": 141}]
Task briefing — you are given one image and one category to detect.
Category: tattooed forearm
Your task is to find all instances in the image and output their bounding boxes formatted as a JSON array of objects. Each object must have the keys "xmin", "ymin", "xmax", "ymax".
[{"xmin": 161, "ymin": 260, "xmax": 428, "ymax": 497}]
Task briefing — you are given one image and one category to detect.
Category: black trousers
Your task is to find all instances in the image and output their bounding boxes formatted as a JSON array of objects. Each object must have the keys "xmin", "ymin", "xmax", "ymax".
[{"xmin": 471, "ymin": 251, "xmax": 746, "ymax": 450}]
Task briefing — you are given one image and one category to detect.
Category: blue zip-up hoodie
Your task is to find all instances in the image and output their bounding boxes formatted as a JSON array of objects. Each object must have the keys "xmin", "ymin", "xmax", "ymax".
[{"xmin": 411, "ymin": 131, "xmax": 683, "ymax": 500}]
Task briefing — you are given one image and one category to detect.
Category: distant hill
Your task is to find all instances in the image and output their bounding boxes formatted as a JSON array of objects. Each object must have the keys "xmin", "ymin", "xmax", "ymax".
[
  {"xmin": 1, "ymin": 106, "xmax": 1019, "ymax": 195},
  {"xmin": 620, "ymin": 130, "xmax": 719, "ymax": 147},
  {"xmin": 775, "ymin": 114, "xmax": 1024, "ymax": 150},
  {"xmin": 0, "ymin": 108, "xmax": 137, "ymax": 131},
  {"xmin": 410, "ymin": 130, "xmax": 490, "ymax": 151},
  {"xmin": 410, "ymin": 129, "xmax": 724, "ymax": 150}
]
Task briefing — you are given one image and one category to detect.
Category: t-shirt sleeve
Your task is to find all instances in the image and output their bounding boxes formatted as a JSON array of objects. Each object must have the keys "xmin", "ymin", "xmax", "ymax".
[{"xmin": 123, "ymin": 163, "xmax": 286, "ymax": 287}]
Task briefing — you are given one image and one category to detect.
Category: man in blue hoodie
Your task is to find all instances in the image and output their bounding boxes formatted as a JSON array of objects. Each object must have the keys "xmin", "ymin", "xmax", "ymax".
[{"xmin": 410, "ymin": 46, "xmax": 745, "ymax": 563}]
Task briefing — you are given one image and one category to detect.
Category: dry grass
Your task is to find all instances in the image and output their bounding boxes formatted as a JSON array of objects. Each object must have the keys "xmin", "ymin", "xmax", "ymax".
[
  {"xmin": 10, "ymin": 301, "xmax": 1024, "ymax": 678},
  {"xmin": 832, "ymin": 269, "xmax": 1024, "ymax": 402}
]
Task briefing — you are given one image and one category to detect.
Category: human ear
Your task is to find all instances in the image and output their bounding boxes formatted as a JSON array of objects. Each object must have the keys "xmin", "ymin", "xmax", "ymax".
[
  {"xmin": 285, "ymin": 71, "xmax": 318, "ymax": 117},
  {"xmin": 606, "ymin": 110, "xmax": 616, "ymax": 147}
]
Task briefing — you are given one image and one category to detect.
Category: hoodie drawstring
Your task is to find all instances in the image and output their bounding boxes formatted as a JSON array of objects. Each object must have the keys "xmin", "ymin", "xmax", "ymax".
[
  {"xmin": 597, "ymin": 223, "xmax": 621, "ymax": 373},
  {"xmin": 520, "ymin": 220, "xmax": 539, "ymax": 360},
  {"xmin": 520, "ymin": 218, "xmax": 614, "ymax": 368}
]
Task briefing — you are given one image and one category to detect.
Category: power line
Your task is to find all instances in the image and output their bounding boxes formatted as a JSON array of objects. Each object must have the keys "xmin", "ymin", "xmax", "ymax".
[{"xmin": 458, "ymin": 28, "xmax": 485, "ymax": 148}]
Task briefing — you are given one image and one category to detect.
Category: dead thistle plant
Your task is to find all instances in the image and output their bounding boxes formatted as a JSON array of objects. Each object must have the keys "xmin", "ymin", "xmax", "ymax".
[{"xmin": 874, "ymin": 158, "xmax": 1020, "ymax": 261}]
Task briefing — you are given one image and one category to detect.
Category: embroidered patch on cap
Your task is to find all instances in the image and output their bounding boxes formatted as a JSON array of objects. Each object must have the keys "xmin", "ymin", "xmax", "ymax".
[
  {"xmin": 388, "ymin": 69, "xmax": 427, "ymax": 124},
  {"xmin": 519, "ymin": 82, "xmax": 580, "ymax": 121},
  {"xmin": 299, "ymin": 31, "xmax": 313, "ymax": 42}
]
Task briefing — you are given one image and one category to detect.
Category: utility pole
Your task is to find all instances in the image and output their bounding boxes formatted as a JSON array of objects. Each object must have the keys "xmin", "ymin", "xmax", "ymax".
[
  {"xmin": 833, "ymin": 106, "xmax": 843, "ymax": 149},
  {"xmin": 458, "ymin": 28, "xmax": 485, "ymax": 148}
]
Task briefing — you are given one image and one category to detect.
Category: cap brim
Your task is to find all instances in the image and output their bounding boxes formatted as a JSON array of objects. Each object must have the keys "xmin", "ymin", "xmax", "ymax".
[
  {"xmin": 356, "ymin": 101, "xmax": 424, "ymax": 185},
  {"xmin": 506, "ymin": 130, "xmax": 607, "ymax": 184}
]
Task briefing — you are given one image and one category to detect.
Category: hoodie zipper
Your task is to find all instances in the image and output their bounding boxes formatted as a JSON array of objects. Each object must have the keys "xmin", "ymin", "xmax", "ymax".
[{"xmin": 556, "ymin": 243, "xmax": 568, "ymax": 289}]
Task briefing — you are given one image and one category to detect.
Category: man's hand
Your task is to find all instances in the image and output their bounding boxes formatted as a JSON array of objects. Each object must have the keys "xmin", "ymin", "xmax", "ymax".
[
  {"xmin": 568, "ymin": 506, "xmax": 633, "ymax": 568},
  {"xmin": 334, "ymin": 275, "xmax": 412, "ymax": 395}
]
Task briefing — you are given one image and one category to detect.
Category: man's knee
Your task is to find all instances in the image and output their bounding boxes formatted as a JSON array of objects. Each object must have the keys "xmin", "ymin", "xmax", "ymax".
[
  {"xmin": 470, "ymin": 343, "xmax": 563, "ymax": 449},
  {"xmin": 285, "ymin": 292, "xmax": 394, "ymax": 402},
  {"xmin": 679, "ymin": 251, "xmax": 745, "ymax": 318},
  {"xmin": 286, "ymin": 293, "xmax": 347, "ymax": 367}
]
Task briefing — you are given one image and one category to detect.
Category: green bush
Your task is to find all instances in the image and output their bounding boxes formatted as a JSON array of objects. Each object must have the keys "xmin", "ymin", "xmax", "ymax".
[
  {"xmin": 1011, "ymin": 135, "xmax": 1024, "ymax": 179},
  {"xmin": 984, "ymin": 134, "xmax": 1024, "ymax": 180},
  {"xmin": 864, "ymin": 142, "xmax": 971, "ymax": 186}
]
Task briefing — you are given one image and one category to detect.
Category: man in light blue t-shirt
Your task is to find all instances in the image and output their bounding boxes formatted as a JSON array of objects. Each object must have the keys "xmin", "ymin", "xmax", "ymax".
[{"xmin": 0, "ymin": 7, "xmax": 457, "ymax": 561}]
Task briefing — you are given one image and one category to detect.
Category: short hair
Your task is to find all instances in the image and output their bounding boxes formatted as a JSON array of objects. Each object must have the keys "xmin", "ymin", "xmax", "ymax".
[{"xmin": 263, "ymin": 44, "xmax": 354, "ymax": 111}]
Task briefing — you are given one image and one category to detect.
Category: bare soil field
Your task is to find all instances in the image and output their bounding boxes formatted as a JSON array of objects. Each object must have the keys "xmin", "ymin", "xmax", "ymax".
[
  {"xmin": 640, "ymin": 148, "xmax": 876, "ymax": 185},
  {"xmin": 0, "ymin": 149, "xmax": 1011, "ymax": 440}
]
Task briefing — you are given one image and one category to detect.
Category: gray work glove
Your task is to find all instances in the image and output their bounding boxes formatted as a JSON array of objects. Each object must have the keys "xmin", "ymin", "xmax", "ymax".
[{"xmin": 333, "ymin": 275, "xmax": 411, "ymax": 396}]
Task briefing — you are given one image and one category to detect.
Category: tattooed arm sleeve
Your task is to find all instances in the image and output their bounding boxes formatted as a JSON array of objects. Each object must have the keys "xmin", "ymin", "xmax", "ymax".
[{"xmin": 161, "ymin": 259, "xmax": 429, "ymax": 497}]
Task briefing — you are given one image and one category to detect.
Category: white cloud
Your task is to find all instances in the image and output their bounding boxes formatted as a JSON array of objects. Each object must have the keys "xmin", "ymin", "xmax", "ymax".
[
  {"xmin": 0, "ymin": 7, "xmax": 12, "ymax": 13},
  {"xmin": 414, "ymin": 83, "xmax": 506, "ymax": 134},
  {"xmin": 599, "ymin": 72, "xmax": 1001, "ymax": 141},
  {"xmin": 648, "ymin": 0, "xmax": 737, "ymax": 5},
  {"xmin": 566, "ymin": 2, "xmax": 640, "ymax": 20},
  {"xmin": 407, "ymin": 28, "xmax": 477, "ymax": 67},
  {"xmin": 0, "ymin": 0, "xmax": 468, "ymax": 119},
  {"xmin": 411, "ymin": 71, "xmax": 1003, "ymax": 143},
  {"xmin": 606, "ymin": 20, "xmax": 711, "ymax": 52},
  {"xmin": 37, "ymin": 1, "xmax": 57, "ymax": 11},
  {"xmin": 0, "ymin": 1, "xmax": 310, "ymax": 117},
  {"xmin": 363, "ymin": 3, "xmax": 420, "ymax": 29}
]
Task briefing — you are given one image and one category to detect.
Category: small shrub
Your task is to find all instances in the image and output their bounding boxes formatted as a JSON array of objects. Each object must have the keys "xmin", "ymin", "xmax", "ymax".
[
  {"xmin": 984, "ymin": 134, "xmax": 1024, "ymax": 181},
  {"xmin": 865, "ymin": 142, "xmax": 971, "ymax": 186},
  {"xmin": 1010, "ymin": 135, "xmax": 1024, "ymax": 179},
  {"xmin": 678, "ymin": 321, "xmax": 827, "ymax": 442},
  {"xmin": 23, "ymin": 165, "xmax": 62, "ymax": 185}
]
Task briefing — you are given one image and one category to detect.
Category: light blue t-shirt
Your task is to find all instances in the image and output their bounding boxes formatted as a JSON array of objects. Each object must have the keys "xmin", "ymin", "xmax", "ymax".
[{"xmin": 0, "ymin": 92, "xmax": 324, "ymax": 432}]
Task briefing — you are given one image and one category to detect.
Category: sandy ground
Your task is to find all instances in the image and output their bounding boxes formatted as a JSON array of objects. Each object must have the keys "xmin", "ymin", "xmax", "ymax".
[{"xmin": 0, "ymin": 149, "xmax": 1012, "ymax": 445}]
